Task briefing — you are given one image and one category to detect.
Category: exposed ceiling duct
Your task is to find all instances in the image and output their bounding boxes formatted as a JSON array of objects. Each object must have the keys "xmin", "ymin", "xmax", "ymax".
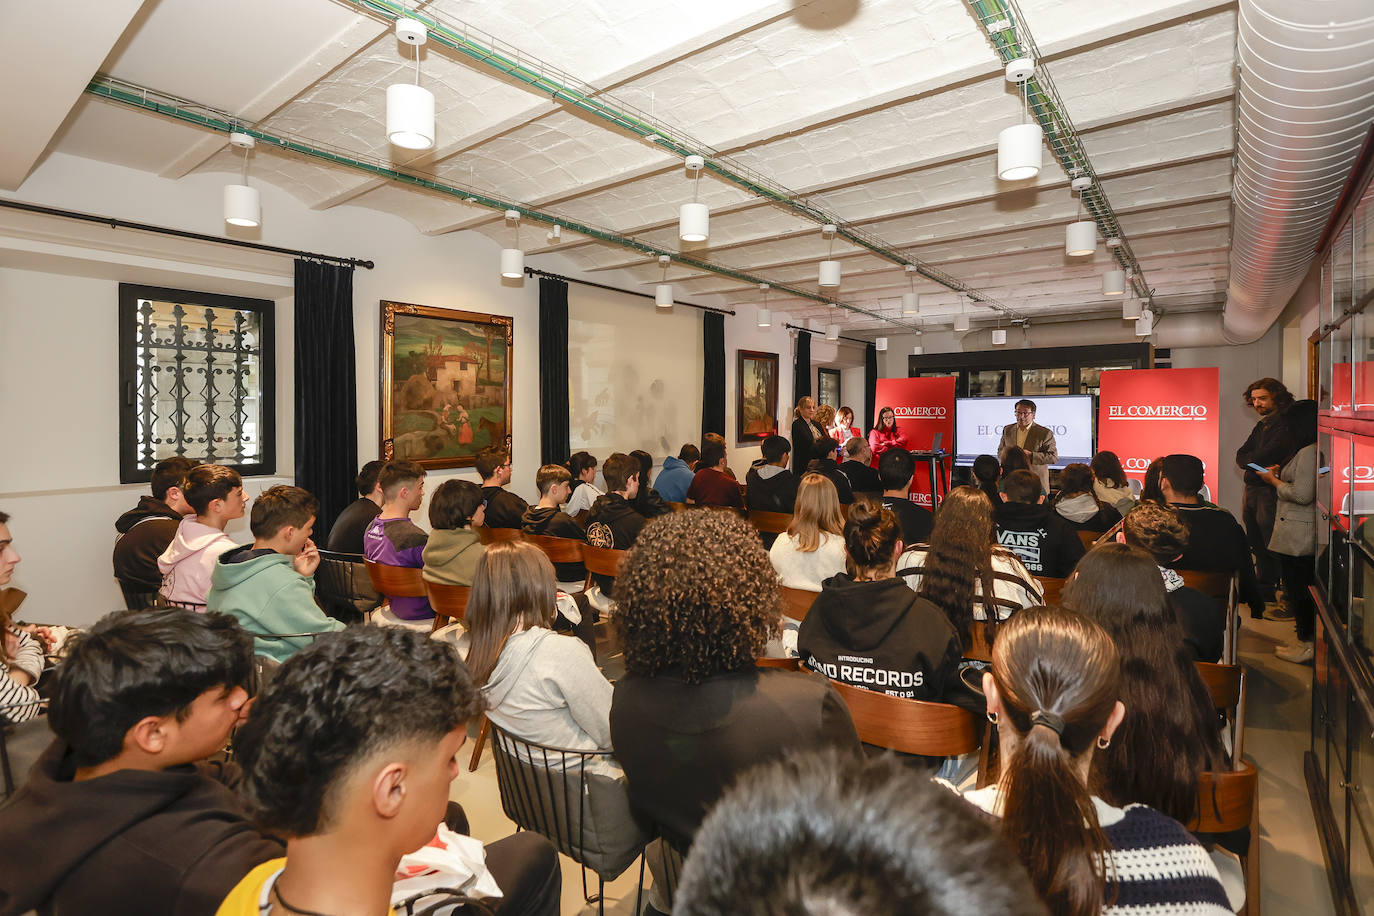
[{"xmin": 1223, "ymin": 0, "xmax": 1374, "ymax": 344}]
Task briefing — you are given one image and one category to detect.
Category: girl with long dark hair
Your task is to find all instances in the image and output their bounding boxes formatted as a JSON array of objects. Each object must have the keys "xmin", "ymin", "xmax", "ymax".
[
  {"xmin": 1091, "ymin": 450, "xmax": 1136, "ymax": 512},
  {"xmin": 867, "ymin": 406, "xmax": 908, "ymax": 465}
]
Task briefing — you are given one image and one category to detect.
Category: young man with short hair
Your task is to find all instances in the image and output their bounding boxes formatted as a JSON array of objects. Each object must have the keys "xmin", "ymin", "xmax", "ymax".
[
  {"xmin": 745, "ymin": 435, "xmax": 798, "ymax": 513},
  {"xmin": 996, "ymin": 398, "xmax": 1057, "ymax": 492},
  {"xmin": 585, "ymin": 453, "xmax": 647, "ymax": 600},
  {"xmin": 476, "ymin": 446, "xmax": 530, "ymax": 529},
  {"xmin": 878, "ymin": 447, "xmax": 934, "ymax": 547},
  {"xmin": 158, "ymin": 465, "xmax": 247, "ymax": 608},
  {"xmin": 113, "ymin": 456, "xmax": 199, "ymax": 598},
  {"xmin": 207, "ymin": 485, "xmax": 344, "ymax": 663},
  {"xmin": 326, "ymin": 459, "xmax": 385, "ymax": 553},
  {"xmin": 220, "ymin": 627, "xmax": 561, "ymax": 916},
  {"xmin": 993, "ymin": 469, "xmax": 1084, "ymax": 578},
  {"xmin": 0, "ymin": 608, "xmax": 284, "ymax": 916},
  {"xmin": 363, "ymin": 460, "xmax": 432, "ymax": 620},
  {"xmin": 686, "ymin": 441, "xmax": 743, "ymax": 508},
  {"xmin": 839, "ymin": 437, "xmax": 883, "ymax": 496},
  {"xmin": 521, "ymin": 463, "xmax": 587, "ymax": 585},
  {"xmin": 653, "ymin": 443, "xmax": 699, "ymax": 503}
]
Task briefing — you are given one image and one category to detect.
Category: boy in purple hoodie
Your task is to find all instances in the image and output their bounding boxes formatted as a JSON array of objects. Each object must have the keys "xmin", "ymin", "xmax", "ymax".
[
  {"xmin": 362, "ymin": 460, "xmax": 432, "ymax": 620},
  {"xmin": 157, "ymin": 465, "xmax": 246, "ymax": 608}
]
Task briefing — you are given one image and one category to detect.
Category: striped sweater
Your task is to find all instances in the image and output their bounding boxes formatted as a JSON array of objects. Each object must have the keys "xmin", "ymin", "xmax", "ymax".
[
  {"xmin": 1, "ymin": 628, "xmax": 44, "ymax": 724},
  {"xmin": 896, "ymin": 545, "xmax": 1043, "ymax": 620}
]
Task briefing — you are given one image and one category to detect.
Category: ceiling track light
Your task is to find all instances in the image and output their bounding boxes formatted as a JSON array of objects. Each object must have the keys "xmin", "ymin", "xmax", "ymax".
[
  {"xmin": 386, "ymin": 17, "xmax": 435, "ymax": 150},
  {"xmin": 819, "ymin": 224, "xmax": 841, "ymax": 288},
  {"xmin": 655, "ymin": 254, "xmax": 673, "ymax": 308},
  {"xmin": 1103, "ymin": 269, "xmax": 1126, "ymax": 296},
  {"xmin": 500, "ymin": 209, "xmax": 524, "ymax": 279},
  {"xmin": 997, "ymin": 59, "xmax": 1042, "ymax": 181},
  {"xmin": 224, "ymin": 131, "xmax": 260, "ymax": 228},
  {"xmin": 679, "ymin": 155, "xmax": 709, "ymax": 242}
]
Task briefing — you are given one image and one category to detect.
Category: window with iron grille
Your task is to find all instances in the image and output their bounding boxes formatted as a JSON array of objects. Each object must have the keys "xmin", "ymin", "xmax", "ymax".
[{"xmin": 118, "ymin": 283, "xmax": 276, "ymax": 483}]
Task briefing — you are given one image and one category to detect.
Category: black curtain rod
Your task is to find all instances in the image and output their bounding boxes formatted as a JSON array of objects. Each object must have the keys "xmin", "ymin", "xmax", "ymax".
[
  {"xmin": 785, "ymin": 322, "xmax": 869, "ymax": 346},
  {"xmin": 524, "ymin": 266, "xmax": 734, "ymax": 316},
  {"xmin": 0, "ymin": 198, "xmax": 374, "ymax": 269}
]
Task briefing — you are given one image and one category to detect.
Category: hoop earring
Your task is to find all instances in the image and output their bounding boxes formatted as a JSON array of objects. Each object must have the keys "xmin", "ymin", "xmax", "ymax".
[
  {"xmin": 986, "ymin": 711, "xmax": 998, "ymax": 725},
  {"xmin": 1096, "ymin": 735, "xmax": 1111, "ymax": 750}
]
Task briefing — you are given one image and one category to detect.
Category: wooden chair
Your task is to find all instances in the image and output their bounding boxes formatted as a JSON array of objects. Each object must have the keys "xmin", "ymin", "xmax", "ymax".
[
  {"xmin": 421, "ymin": 577, "xmax": 486, "ymax": 770},
  {"xmin": 475, "ymin": 525, "xmax": 523, "ymax": 545},
  {"xmin": 827, "ymin": 678, "xmax": 981, "ymax": 759},
  {"xmin": 1077, "ymin": 529, "xmax": 1099, "ymax": 550},
  {"xmin": 963, "ymin": 624, "xmax": 993, "ymax": 663},
  {"xmin": 1178, "ymin": 569, "xmax": 1238, "ymax": 663},
  {"xmin": 1186, "ymin": 761, "xmax": 1260, "ymax": 916},
  {"xmin": 748, "ymin": 510, "xmax": 793, "ymax": 535},
  {"xmin": 523, "ymin": 532, "xmax": 586, "ymax": 566},
  {"xmin": 779, "ymin": 586, "xmax": 819, "ymax": 622},
  {"xmin": 1195, "ymin": 661, "xmax": 1247, "ymax": 763},
  {"xmin": 756, "ymin": 656, "xmax": 802, "ymax": 671},
  {"xmin": 1037, "ymin": 576, "xmax": 1066, "ymax": 606},
  {"xmin": 582, "ymin": 545, "xmax": 628, "ymax": 583}
]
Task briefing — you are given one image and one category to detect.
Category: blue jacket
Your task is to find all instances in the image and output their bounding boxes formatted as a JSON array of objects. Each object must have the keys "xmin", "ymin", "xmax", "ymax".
[{"xmin": 653, "ymin": 456, "xmax": 694, "ymax": 503}]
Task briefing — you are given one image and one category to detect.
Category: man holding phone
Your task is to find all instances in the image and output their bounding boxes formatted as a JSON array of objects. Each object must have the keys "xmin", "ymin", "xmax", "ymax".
[{"xmin": 1235, "ymin": 378, "xmax": 1295, "ymax": 611}]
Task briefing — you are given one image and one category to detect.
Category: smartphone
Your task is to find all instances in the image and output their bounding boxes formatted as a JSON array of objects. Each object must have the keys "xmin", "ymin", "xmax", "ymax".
[{"xmin": 1246, "ymin": 462, "xmax": 1269, "ymax": 473}]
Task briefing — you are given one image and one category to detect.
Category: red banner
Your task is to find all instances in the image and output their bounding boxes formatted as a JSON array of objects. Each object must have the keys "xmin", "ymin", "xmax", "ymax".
[
  {"xmin": 1097, "ymin": 368, "xmax": 1221, "ymax": 502},
  {"xmin": 874, "ymin": 377, "xmax": 957, "ymax": 507}
]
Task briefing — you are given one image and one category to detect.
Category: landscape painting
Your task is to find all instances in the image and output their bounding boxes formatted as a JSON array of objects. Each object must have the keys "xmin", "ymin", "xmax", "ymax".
[
  {"xmin": 736, "ymin": 349, "xmax": 779, "ymax": 444},
  {"xmin": 380, "ymin": 301, "xmax": 513, "ymax": 469}
]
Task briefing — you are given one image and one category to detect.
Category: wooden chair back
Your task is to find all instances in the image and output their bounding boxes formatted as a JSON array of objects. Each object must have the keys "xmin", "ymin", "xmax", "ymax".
[
  {"xmin": 779, "ymin": 586, "xmax": 819, "ymax": 621},
  {"xmin": 364, "ymin": 560, "xmax": 427, "ymax": 599},
  {"xmin": 828, "ymin": 678, "xmax": 981, "ymax": 758},
  {"xmin": 756, "ymin": 656, "xmax": 802, "ymax": 671},
  {"xmin": 1195, "ymin": 661, "xmax": 1247, "ymax": 763},
  {"xmin": 424, "ymin": 580, "xmax": 470, "ymax": 633},
  {"xmin": 963, "ymin": 625, "xmax": 993, "ymax": 663},
  {"xmin": 522, "ymin": 533, "xmax": 585, "ymax": 565},
  {"xmin": 1077, "ymin": 530, "xmax": 1100, "ymax": 550},
  {"xmin": 582, "ymin": 544, "xmax": 629, "ymax": 579},
  {"xmin": 1186, "ymin": 761, "xmax": 1258, "ymax": 833},
  {"xmin": 1177, "ymin": 569, "xmax": 1238, "ymax": 663},
  {"xmin": 475, "ymin": 526, "xmax": 523, "ymax": 545},
  {"xmin": 1037, "ymin": 576, "xmax": 1066, "ymax": 606},
  {"xmin": 748, "ymin": 510, "xmax": 794, "ymax": 535},
  {"xmin": 1178, "ymin": 569, "xmax": 1233, "ymax": 599}
]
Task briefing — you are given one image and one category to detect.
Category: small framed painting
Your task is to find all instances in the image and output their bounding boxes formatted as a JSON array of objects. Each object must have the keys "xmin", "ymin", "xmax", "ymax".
[
  {"xmin": 736, "ymin": 349, "xmax": 779, "ymax": 443},
  {"xmin": 817, "ymin": 368, "xmax": 842, "ymax": 409}
]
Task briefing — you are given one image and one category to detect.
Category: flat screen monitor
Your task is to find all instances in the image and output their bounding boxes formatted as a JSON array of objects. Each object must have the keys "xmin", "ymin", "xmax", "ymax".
[{"xmin": 954, "ymin": 394, "xmax": 1094, "ymax": 469}]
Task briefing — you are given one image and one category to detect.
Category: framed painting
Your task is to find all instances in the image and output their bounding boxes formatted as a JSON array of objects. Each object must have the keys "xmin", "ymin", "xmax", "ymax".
[
  {"xmin": 736, "ymin": 349, "xmax": 779, "ymax": 444},
  {"xmin": 381, "ymin": 301, "xmax": 513, "ymax": 469},
  {"xmin": 817, "ymin": 367, "xmax": 841, "ymax": 409}
]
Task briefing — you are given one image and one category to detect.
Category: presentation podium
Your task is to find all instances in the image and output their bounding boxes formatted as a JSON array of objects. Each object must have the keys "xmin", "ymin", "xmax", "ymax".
[{"xmin": 910, "ymin": 449, "xmax": 950, "ymax": 509}]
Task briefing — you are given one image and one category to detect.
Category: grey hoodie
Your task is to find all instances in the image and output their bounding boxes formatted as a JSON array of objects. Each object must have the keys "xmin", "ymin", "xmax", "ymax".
[
  {"xmin": 1055, "ymin": 492, "xmax": 1104, "ymax": 524},
  {"xmin": 483, "ymin": 627, "xmax": 615, "ymax": 768}
]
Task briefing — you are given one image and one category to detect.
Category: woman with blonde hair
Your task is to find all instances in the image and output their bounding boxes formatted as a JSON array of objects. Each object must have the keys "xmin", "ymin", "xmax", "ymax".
[
  {"xmin": 828, "ymin": 406, "xmax": 856, "ymax": 444},
  {"xmin": 790, "ymin": 395, "xmax": 829, "ymax": 470},
  {"xmin": 770, "ymin": 473, "xmax": 847, "ymax": 592}
]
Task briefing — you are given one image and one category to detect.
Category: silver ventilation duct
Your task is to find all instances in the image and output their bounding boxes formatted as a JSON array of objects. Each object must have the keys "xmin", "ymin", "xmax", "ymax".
[{"xmin": 1223, "ymin": 0, "xmax": 1374, "ymax": 344}]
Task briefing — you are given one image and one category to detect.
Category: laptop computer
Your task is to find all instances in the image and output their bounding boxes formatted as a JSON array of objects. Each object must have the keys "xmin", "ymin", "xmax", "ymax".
[{"xmin": 930, "ymin": 432, "xmax": 943, "ymax": 453}]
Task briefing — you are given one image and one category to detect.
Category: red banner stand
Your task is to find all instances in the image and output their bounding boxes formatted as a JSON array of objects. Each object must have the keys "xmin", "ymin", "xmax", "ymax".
[
  {"xmin": 874, "ymin": 377, "xmax": 957, "ymax": 508},
  {"xmin": 1097, "ymin": 368, "xmax": 1221, "ymax": 502}
]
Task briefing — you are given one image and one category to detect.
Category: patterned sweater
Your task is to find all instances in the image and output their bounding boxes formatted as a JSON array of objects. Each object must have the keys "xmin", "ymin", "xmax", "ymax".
[{"xmin": 1, "ymin": 628, "xmax": 44, "ymax": 724}]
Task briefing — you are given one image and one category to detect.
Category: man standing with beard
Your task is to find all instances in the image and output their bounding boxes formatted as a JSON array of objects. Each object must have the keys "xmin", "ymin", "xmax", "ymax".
[{"xmin": 1235, "ymin": 377, "xmax": 1295, "ymax": 614}]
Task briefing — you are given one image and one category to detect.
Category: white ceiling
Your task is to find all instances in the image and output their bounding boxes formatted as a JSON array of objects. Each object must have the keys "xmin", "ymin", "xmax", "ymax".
[{"xmin": 11, "ymin": 0, "xmax": 1241, "ymax": 335}]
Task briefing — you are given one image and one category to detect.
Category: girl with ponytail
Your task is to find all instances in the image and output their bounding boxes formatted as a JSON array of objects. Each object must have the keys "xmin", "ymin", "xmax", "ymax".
[{"xmin": 962, "ymin": 607, "xmax": 1231, "ymax": 916}]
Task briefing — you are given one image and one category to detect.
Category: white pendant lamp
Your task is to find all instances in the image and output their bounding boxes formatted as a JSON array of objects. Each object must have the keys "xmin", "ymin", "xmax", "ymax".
[
  {"xmin": 679, "ymin": 155, "xmax": 709, "ymax": 242},
  {"xmin": 826, "ymin": 324, "xmax": 839, "ymax": 341},
  {"xmin": 997, "ymin": 58, "xmax": 1042, "ymax": 181},
  {"xmin": 500, "ymin": 210, "xmax": 524, "ymax": 279},
  {"xmin": 912, "ymin": 344, "xmax": 923, "ymax": 355},
  {"xmin": 655, "ymin": 255, "xmax": 673, "ymax": 308},
  {"xmin": 902, "ymin": 265, "xmax": 920, "ymax": 315},
  {"xmin": 1066, "ymin": 219, "xmax": 1097, "ymax": 256},
  {"xmin": 818, "ymin": 224, "xmax": 841, "ymax": 288},
  {"xmin": 992, "ymin": 328, "xmax": 1008, "ymax": 346},
  {"xmin": 224, "ymin": 132, "xmax": 260, "ymax": 228},
  {"xmin": 1103, "ymin": 269, "xmax": 1126, "ymax": 296},
  {"xmin": 875, "ymin": 337, "xmax": 888, "ymax": 351},
  {"xmin": 1135, "ymin": 308, "xmax": 1154, "ymax": 337},
  {"xmin": 954, "ymin": 295, "xmax": 970, "ymax": 332},
  {"xmin": 757, "ymin": 307, "xmax": 771, "ymax": 328},
  {"xmin": 1122, "ymin": 297, "xmax": 1143, "ymax": 320},
  {"xmin": 387, "ymin": 19, "xmax": 435, "ymax": 150}
]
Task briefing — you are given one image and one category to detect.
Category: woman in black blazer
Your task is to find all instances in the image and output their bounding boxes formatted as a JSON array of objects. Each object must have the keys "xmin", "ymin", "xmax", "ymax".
[{"xmin": 790, "ymin": 396, "xmax": 829, "ymax": 470}]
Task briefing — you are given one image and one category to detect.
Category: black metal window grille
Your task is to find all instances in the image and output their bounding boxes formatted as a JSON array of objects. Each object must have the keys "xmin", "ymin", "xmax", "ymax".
[{"xmin": 118, "ymin": 283, "xmax": 276, "ymax": 483}]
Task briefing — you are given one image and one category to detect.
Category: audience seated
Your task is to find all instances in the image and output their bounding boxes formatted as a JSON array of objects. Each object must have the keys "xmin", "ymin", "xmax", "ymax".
[
  {"xmin": 113, "ymin": 456, "xmax": 198, "ymax": 598},
  {"xmin": 476, "ymin": 446, "xmax": 530, "ymax": 529},
  {"xmin": 364, "ymin": 459, "xmax": 433, "ymax": 620},
  {"xmin": 652, "ymin": 444, "xmax": 698, "ymax": 504},
  {"xmin": 972, "ymin": 453, "xmax": 1003, "ymax": 508},
  {"xmin": 798, "ymin": 502, "xmax": 971, "ymax": 725},
  {"xmin": 1053, "ymin": 463, "xmax": 1122, "ymax": 533},
  {"xmin": 207, "ymin": 485, "xmax": 344, "ymax": 662},
  {"xmin": 999, "ymin": 446, "xmax": 1030, "ymax": 480},
  {"xmin": 564, "ymin": 451, "xmax": 603, "ymax": 518},
  {"xmin": 744, "ymin": 434, "xmax": 798, "ymax": 514},
  {"xmin": 675, "ymin": 749, "xmax": 1048, "ymax": 916},
  {"xmin": 585, "ymin": 453, "xmax": 647, "ymax": 597},
  {"xmin": 878, "ymin": 447, "xmax": 934, "ymax": 546},
  {"xmin": 1060, "ymin": 544, "xmax": 1226, "ymax": 826},
  {"xmin": 325, "ymin": 459, "xmax": 384, "ymax": 553},
  {"xmin": 868, "ymin": 405, "xmax": 908, "ymax": 464},
  {"xmin": 224, "ymin": 626, "xmax": 561, "ymax": 916},
  {"xmin": 0, "ymin": 511, "xmax": 43, "ymax": 724},
  {"xmin": 1090, "ymin": 451, "xmax": 1136, "ymax": 514},
  {"xmin": 804, "ymin": 454, "xmax": 855, "ymax": 505},
  {"xmin": 467, "ymin": 541, "xmax": 612, "ymax": 765},
  {"xmin": 701, "ymin": 433, "xmax": 737, "ymax": 480},
  {"xmin": 898, "ymin": 486, "xmax": 1042, "ymax": 648},
  {"xmin": 839, "ymin": 437, "xmax": 883, "ymax": 495},
  {"xmin": 686, "ymin": 441, "xmax": 743, "ymax": 508},
  {"xmin": 1158, "ymin": 453, "xmax": 1265, "ymax": 617},
  {"xmin": 0, "ymin": 608, "xmax": 283, "ymax": 916},
  {"xmin": 630, "ymin": 450, "xmax": 674, "ymax": 519},
  {"xmin": 609, "ymin": 510, "xmax": 860, "ymax": 858},
  {"xmin": 521, "ymin": 464, "xmax": 587, "ymax": 586},
  {"xmin": 994, "ymin": 469, "xmax": 1086, "ymax": 578},
  {"xmin": 960, "ymin": 607, "xmax": 1231, "ymax": 916},
  {"xmin": 1121, "ymin": 502, "xmax": 1225, "ymax": 663},
  {"xmin": 421, "ymin": 479, "xmax": 485, "ymax": 589},
  {"xmin": 769, "ymin": 472, "xmax": 847, "ymax": 592},
  {"xmin": 158, "ymin": 465, "xmax": 246, "ymax": 608},
  {"xmin": 1141, "ymin": 456, "xmax": 1167, "ymax": 503}
]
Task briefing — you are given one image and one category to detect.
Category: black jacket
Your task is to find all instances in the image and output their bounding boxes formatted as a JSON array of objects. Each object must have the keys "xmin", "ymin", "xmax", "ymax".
[
  {"xmin": 1169, "ymin": 586, "xmax": 1225, "ymax": 663},
  {"xmin": 1168, "ymin": 501, "xmax": 1264, "ymax": 608},
  {"xmin": 745, "ymin": 465, "xmax": 798, "ymax": 513},
  {"xmin": 325, "ymin": 496, "xmax": 381, "ymax": 554},
  {"xmin": 806, "ymin": 458, "xmax": 855, "ymax": 504},
  {"xmin": 839, "ymin": 459, "xmax": 883, "ymax": 496},
  {"xmin": 479, "ymin": 486, "xmax": 531, "ymax": 529},
  {"xmin": 585, "ymin": 494, "xmax": 647, "ymax": 594},
  {"xmin": 880, "ymin": 495, "xmax": 934, "ymax": 547},
  {"xmin": 994, "ymin": 500, "xmax": 1086, "ymax": 578},
  {"xmin": 791, "ymin": 417, "xmax": 833, "ymax": 470},
  {"xmin": 0, "ymin": 740, "xmax": 283, "ymax": 916},
  {"xmin": 112, "ymin": 497, "xmax": 183, "ymax": 592},
  {"xmin": 610, "ymin": 668, "xmax": 859, "ymax": 851},
  {"xmin": 521, "ymin": 505, "xmax": 587, "ymax": 582},
  {"xmin": 632, "ymin": 487, "xmax": 673, "ymax": 520},
  {"xmin": 1235, "ymin": 409, "xmax": 1293, "ymax": 487}
]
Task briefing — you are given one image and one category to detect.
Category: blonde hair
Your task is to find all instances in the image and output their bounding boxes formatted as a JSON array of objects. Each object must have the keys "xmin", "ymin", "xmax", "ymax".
[
  {"xmin": 464, "ymin": 541, "xmax": 558, "ymax": 686},
  {"xmin": 793, "ymin": 395, "xmax": 815, "ymax": 420},
  {"xmin": 815, "ymin": 404, "xmax": 836, "ymax": 428},
  {"xmin": 788, "ymin": 473, "xmax": 845, "ymax": 552}
]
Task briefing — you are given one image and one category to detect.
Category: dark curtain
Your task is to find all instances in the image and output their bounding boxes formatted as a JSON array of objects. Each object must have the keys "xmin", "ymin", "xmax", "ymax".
[
  {"xmin": 293, "ymin": 259, "xmax": 357, "ymax": 535},
  {"xmin": 702, "ymin": 311, "xmax": 725, "ymax": 439},
  {"xmin": 539, "ymin": 277, "xmax": 570, "ymax": 464},
  {"xmin": 793, "ymin": 329, "xmax": 812, "ymax": 406},
  {"xmin": 864, "ymin": 342, "xmax": 878, "ymax": 432}
]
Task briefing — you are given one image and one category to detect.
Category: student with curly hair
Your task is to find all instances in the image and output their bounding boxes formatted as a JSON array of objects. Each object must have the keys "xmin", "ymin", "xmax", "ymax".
[
  {"xmin": 1121, "ymin": 501, "xmax": 1225, "ymax": 663},
  {"xmin": 609, "ymin": 510, "xmax": 859, "ymax": 858}
]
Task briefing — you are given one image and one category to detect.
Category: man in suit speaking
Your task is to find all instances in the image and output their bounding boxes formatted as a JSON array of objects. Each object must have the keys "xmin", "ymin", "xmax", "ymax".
[{"xmin": 997, "ymin": 398, "xmax": 1057, "ymax": 492}]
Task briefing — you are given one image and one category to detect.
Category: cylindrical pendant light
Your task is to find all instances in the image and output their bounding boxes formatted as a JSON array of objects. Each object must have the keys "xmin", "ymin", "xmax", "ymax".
[
  {"xmin": 679, "ymin": 202, "xmax": 709, "ymax": 242},
  {"xmin": 1135, "ymin": 309, "xmax": 1154, "ymax": 337},
  {"xmin": 818, "ymin": 260, "xmax": 842, "ymax": 288},
  {"xmin": 1102, "ymin": 269, "xmax": 1126, "ymax": 296},
  {"xmin": 1066, "ymin": 220, "xmax": 1097, "ymax": 256},
  {"xmin": 756, "ymin": 306, "xmax": 771, "ymax": 327},
  {"xmin": 954, "ymin": 313, "xmax": 970, "ymax": 332},
  {"xmin": 875, "ymin": 337, "xmax": 888, "ymax": 351},
  {"xmin": 997, "ymin": 122, "xmax": 1043, "ymax": 181},
  {"xmin": 655, "ymin": 284, "xmax": 673, "ymax": 308},
  {"xmin": 912, "ymin": 344, "xmax": 923, "ymax": 356},
  {"xmin": 992, "ymin": 328, "xmax": 1008, "ymax": 346},
  {"xmin": 825, "ymin": 324, "xmax": 839, "ymax": 341},
  {"xmin": 223, "ymin": 184, "xmax": 260, "ymax": 228},
  {"xmin": 1122, "ymin": 298, "xmax": 1143, "ymax": 320},
  {"xmin": 387, "ymin": 83, "xmax": 435, "ymax": 150},
  {"xmin": 902, "ymin": 292, "xmax": 919, "ymax": 315},
  {"xmin": 500, "ymin": 248, "xmax": 524, "ymax": 278}
]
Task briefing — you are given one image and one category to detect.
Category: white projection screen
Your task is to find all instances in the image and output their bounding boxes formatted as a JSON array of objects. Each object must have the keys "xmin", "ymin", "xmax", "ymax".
[
  {"xmin": 567, "ymin": 285, "xmax": 703, "ymax": 461},
  {"xmin": 954, "ymin": 394, "xmax": 1094, "ymax": 468}
]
